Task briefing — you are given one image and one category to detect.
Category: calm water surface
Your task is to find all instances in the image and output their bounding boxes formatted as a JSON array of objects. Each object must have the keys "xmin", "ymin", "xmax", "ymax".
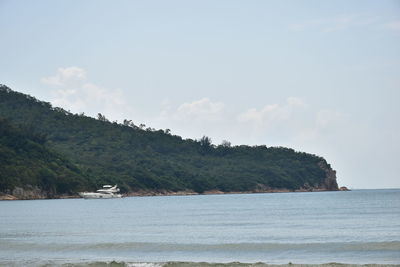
[{"xmin": 0, "ymin": 189, "xmax": 399, "ymax": 265}]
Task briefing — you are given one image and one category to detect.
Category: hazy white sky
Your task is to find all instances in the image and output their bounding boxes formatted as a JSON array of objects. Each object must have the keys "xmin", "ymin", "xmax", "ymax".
[{"xmin": 1, "ymin": 0, "xmax": 399, "ymax": 189}]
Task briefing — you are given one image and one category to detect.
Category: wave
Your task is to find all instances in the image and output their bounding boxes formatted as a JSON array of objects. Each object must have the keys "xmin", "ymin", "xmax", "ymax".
[
  {"xmin": 1, "ymin": 261, "xmax": 399, "ymax": 267},
  {"xmin": 1, "ymin": 241, "xmax": 400, "ymax": 253},
  {"xmin": 1, "ymin": 242, "xmax": 399, "ymax": 266}
]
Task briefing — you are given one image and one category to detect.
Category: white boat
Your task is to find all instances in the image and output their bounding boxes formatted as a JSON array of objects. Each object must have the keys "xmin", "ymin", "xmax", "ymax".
[{"xmin": 79, "ymin": 185, "xmax": 122, "ymax": 199}]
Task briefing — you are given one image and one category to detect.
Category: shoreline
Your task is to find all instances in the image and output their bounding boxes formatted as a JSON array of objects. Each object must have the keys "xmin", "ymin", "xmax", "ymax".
[
  {"xmin": 0, "ymin": 261, "xmax": 399, "ymax": 267},
  {"xmin": 0, "ymin": 188, "xmax": 346, "ymax": 201}
]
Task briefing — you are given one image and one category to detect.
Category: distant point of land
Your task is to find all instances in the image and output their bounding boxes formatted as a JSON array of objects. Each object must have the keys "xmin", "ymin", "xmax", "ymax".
[{"xmin": 0, "ymin": 84, "xmax": 341, "ymax": 200}]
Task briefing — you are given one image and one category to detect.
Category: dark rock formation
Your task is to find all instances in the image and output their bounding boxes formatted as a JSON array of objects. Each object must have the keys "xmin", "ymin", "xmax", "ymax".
[{"xmin": 318, "ymin": 161, "xmax": 339, "ymax": 191}]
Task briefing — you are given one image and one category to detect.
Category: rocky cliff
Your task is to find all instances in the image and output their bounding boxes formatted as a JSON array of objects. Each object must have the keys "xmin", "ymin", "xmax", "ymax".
[{"xmin": 318, "ymin": 161, "xmax": 339, "ymax": 191}]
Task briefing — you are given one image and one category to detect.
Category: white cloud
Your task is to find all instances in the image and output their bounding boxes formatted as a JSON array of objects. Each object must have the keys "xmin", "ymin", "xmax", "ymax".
[
  {"xmin": 287, "ymin": 96, "xmax": 307, "ymax": 107},
  {"xmin": 152, "ymin": 97, "xmax": 229, "ymax": 143},
  {"xmin": 173, "ymin": 98, "xmax": 225, "ymax": 122},
  {"xmin": 384, "ymin": 20, "xmax": 400, "ymax": 31},
  {"xmin": 237, "ymin": 104, "xmax": 280, "ymax": 125},
  {"xmin": 234, "ymin": 97, "xmax": 351, "ymax": 149},
  {"xmin": 237, "ymin": 97, "xmax": 306, "ymax": 127},
  {"xmin": 152, "ymin": 97, "xmax": 354, "ymax": 177},
  {"xmin": 41, "ymin": 67, "xmax": 127, "ymax": 121},
  {"xmin": 322, "ymin": 15, "xmax": 355, "ymax": 32},
  {"xmin": 41, "ymin": 67, "xmax": 87, "ymax": 87},
  {"xmin": 294, "ymin": 109, "xmax": 347, "ymax": 143},
  {"xmin": 289, "ymin": 14, "xmax": 380, "ymax": 33}
]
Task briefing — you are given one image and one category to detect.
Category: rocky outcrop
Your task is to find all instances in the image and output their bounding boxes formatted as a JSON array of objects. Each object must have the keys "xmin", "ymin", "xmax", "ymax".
[
  {"xmin": 318, "ymin": 161, "xmax": 339, "ymax": 191},
  {"xmin": 0, "ymin": 193, "xmax": 18, "ymax": 200},
  {"xmin": 10, "ymin": 185, "xmax": 48, "ymax": 200}
]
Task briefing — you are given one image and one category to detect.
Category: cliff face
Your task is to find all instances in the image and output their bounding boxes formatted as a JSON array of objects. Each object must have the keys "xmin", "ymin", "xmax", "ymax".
[{"xmin": 318, "ymin": 161, "xmax": 339, "ymax": 191}]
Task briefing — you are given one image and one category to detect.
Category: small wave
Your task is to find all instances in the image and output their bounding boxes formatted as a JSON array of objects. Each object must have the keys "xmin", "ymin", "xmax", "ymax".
[
  {"xmin": 0, "ymin": 261, "xmax": 164, "ymax": 267},
  {"xmin": 2, "ymin": 241, "xmax": 400, "ymax": 253},
  {"xmin": 127, "ymin": 263, "xmax": 164, "ymax": 267},
  {"xmin": 1, "ymin": 261, "xmax": 399, "ymax": 267}
]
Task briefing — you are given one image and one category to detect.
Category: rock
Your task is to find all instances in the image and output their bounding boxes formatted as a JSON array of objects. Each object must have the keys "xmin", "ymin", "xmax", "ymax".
[
  {"xmin": 11, "ymin": 185, "xmax": 47, "ymax": 200},
  {"xmin": 339, "ymin": 186, "xmax": 350, "ymax": 191},
  {"xmin": 0, "ymin": 194, "xmax": 18, "ymax": 200},
  {"xmin": 318, "ymin": 161, "xmax": 339, "ymax": 191}
]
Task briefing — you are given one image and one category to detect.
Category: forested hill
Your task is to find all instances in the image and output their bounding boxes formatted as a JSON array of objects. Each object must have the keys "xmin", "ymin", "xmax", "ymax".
[{"xmin": 0, "ymin": 85, "xmax": 338, "ymax": 199}]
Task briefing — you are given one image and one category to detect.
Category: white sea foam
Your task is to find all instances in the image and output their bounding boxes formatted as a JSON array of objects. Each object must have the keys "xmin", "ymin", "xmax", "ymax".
[{"xmin": 127, "ymin": 263, "xmax": 165, "ymax": 267}]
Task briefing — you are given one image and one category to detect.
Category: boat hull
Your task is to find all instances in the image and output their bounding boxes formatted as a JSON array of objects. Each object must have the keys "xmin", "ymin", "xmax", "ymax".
[{"xmin": 78, "ymin": 192, "xmax": 122, "ymax": 199}]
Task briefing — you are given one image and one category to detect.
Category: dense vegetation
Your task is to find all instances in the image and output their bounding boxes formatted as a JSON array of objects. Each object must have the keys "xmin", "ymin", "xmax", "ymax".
[
  {"xmin": 0, "ymin": 85, "xmax": 337, "ymax": 197},
  {"xmin": 0, "ymin": 118, "xmax": 95, "ymax": 196}
]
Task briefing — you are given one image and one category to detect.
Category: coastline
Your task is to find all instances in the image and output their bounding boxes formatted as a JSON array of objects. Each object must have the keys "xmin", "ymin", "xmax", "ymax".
[
  {"xmin": 1, "ymin": 261, "xmax": 399, "ymax": 267},
  {"xmin": 0, "ymin": 187, "xmax": 347, "ymax": 201},
  {"xmin": 157, "ymin": 262, "xmax": 397, "ymax": 267}
]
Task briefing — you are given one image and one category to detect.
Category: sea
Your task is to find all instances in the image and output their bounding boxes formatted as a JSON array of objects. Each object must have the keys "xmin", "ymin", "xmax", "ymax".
[{"xmin": 0, "ymin": 189, "xmax": 399, "ymax": 267}]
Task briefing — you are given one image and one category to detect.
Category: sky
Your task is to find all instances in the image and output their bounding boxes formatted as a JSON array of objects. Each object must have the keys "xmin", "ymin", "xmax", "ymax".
[{"xmin": 1, "ymin": 0, "xmax": 399, "ymax": 189}]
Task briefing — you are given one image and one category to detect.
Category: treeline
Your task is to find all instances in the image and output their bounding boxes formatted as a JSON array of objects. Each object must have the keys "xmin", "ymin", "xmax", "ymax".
[{"xmin": 0, "ymin": 84, "xmax": 337, "ymax": 196}]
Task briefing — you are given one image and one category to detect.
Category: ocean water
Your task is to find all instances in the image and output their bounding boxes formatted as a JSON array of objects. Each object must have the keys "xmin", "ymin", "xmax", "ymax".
[{"xmin": 0, "ymin": 189, "xmax": 399, "ymax": 266}]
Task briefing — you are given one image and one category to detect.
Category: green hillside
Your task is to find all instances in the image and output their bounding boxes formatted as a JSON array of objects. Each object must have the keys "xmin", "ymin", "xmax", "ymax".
[
  {"xmin": 0, "ymin": 85, "xmax": 338, "ymax": 198},
  {"xmin": 0, "ymin": 117, "xmax": 95, "ymax": 198}
]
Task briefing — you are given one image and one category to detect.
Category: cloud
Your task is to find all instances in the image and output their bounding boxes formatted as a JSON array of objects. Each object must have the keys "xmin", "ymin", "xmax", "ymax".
[
  {"xmin": 322, "ymin": 15, "xmax": 355, "ymax": 32},
  {"xmin": 287, "ymin": 96, "xmax": 307, "ymax": 107},
  {"xmin": 294, "ymin": 109, "xmax": 347, "ymax": 142},
  {"xmin": 151, "ymin": 97, "xmax": 229, "ymax": 143},
  {"xmin": 237, "ymin": 97, "xmax": 306, "ymax": 127},
  {"xmin": 168, "ymin": 98, "xmax": 226, "ymax": 122},
  {"xmin": 289, "ymin": 15, "xmax": 380, "ymax": 33},
  {"xmin": 41, "ymin": 67, "xmax": 127, "ymax": 120},
  {"xmin": 235, "ymin": 97, "xmax": 350, "ymax": 148},
  {"xmin": 154, "ymin": 96, "xmax": 348, "ymax": 152},
  {"xmin": 384, "ymin": 20, "xmax": 400, "ymax": 31},
  {"xmin": 41, "ymin": 67, "xmax": 87, "ymax": 87}
]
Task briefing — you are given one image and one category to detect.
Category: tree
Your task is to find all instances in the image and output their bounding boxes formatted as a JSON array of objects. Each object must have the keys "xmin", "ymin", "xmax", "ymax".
[
  {"xmin": 97, "ymin": 113, "xmax": 108, "ymax": 122},
  {"xmin": 220, "ymin": 140, "xmax": 231, "ymax": 147},
  {"xmin": 199, "ymin": 135, "xmax": 212, "ymax": 148},
  {"xmin": 123, "ymin": 119, "xmax": 132, "ymax": 126}
]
